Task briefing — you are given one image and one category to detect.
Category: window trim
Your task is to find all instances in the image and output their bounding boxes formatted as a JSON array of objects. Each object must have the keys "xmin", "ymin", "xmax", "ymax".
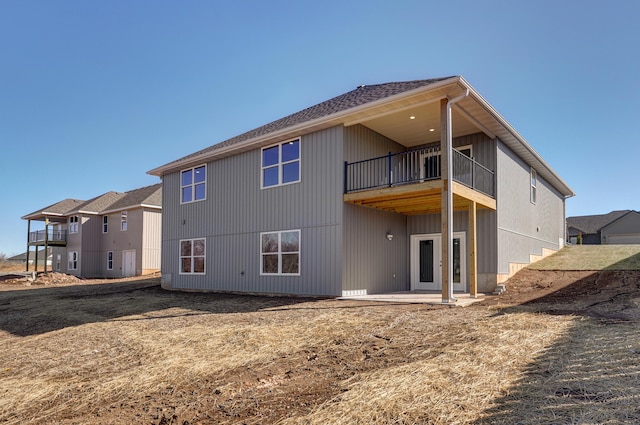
[
  {"xmin": 121, "ymin": 211, "xmax": 128, "ymax": 231},
  {"xmin": 456, "ymin": 144, "xmax": 473, "ymax": 158},
  {"xmin": 260, "ymin": 229, "xmax": 301, "ymax": 276},
  {"xmin": 68, "ymin": 251, "xmax": 78, "ymax": 270},
  {"xmin": 69, "ymin": 216, "xmax": 79, "ymax": 234},
  {"xmin": 530, "ymin": 167, "xmax": 537, "ymax": 204},
  {"xmin": 107, "ymin": 251, "xmax": 113, "ymax": 270},
  {"xmin": 179, "ymin": 238, "xmax": 206, "ymax": 275},
  {"xmin": 102, "ymin": 215, "xmax": 108, "ymax": 233},
  {"xmin": 180, "ymin": 164, "xmax": 207, "ymax": 204},
  {"xmin": 261, "ymin": 138, "xmax": 301, "ymax": 189}
]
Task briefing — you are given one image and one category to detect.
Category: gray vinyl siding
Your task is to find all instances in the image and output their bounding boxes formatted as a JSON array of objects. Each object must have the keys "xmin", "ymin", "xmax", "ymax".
[
  {"xmin": 162, "ymin": 126, "xmax": 344, "ymax": 296},
  {"xmin": 341, "ymin": 125, "xmax": 409, "ymax": 294},
  {"xmin": 80, "ymin": 215, "xmax": 102, "ymax": 277},
  {"xmin": 453, "ymin": 132, "xmax": 496, "ymax": 172},
  {"xmin": 100, "ymin": 212, "xmax": 121, "ymax": 277},
  {"xmin": 65, "ymin": 218, "xmax": 82, "ymax": 276},
  {"xmin": 342, "ymin": 204, "xmax": 408, "ymax": 294},
  {"xmin": 343, "ymin": 124, "xmax": 405, "ymax": 162},
  {"xmin": 98, "ymin": 210, "xmax": 144, "ymax": 277},
  {"xmin": 51, "ymin": 247, "xmax": 66, "ymax": 273},
  {"xmin": 496, "ymin": 140, "xmax": 565, "ymax": 273},
  {"xmin": 341, "ymin": 128, "xmax": 499, "ymax": 294}
]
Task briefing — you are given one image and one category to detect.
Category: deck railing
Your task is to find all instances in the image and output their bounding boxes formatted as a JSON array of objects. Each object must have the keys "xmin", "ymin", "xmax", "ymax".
[
  {"xmin": 344, "ymin": 146, "xmax": 495, "ymax": 197},
  {"xmin": 451, "ymin": 149, "xmax": 495, "ymax": 197},
  {"xmin": 29, "ymin": 229, "xmax": 67, "ymax": 244}
]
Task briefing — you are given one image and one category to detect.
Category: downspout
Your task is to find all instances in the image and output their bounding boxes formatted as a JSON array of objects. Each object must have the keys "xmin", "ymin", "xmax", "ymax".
[{"xmin": 444, "ymin": 88, "xmax": 469, "ymax": 303}]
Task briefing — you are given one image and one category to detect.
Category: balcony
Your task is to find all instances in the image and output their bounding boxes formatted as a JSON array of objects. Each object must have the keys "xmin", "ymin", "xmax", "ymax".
[
  {"xmin": 28, "ymin": 229, "xmax": 67, "ymax": 246},
  {"xmin": 344, "ymin": 146, "xmax": 496, "ymax": 215}
]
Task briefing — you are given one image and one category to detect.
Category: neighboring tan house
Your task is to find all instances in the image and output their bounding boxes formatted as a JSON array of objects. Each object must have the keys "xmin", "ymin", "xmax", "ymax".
[
  {"xmin": 22, "ymin": 184, "xmax": 162, "ymax": 277},
  {"xmin": 567, "ymin": 210, "xmax": 640, "ymax": 244},
  {"xmin": 148, "ymin": 76, "xmax": 574, "ymax": 301}
]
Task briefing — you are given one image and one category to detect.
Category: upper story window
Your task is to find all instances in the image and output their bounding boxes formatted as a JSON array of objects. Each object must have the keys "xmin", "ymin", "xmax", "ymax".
[
  {"xmin": 181, "ymin": 165, "xmax": 206, "ymax": 203},
  {"xmin": 102, "ymin": 216, "xmax": 108, "ymax": 233},
  {"xmin": 530, "ymin": 167, "xmax": 537, "ymax": 204},
  {"xmin": 121, "ymin": 211, "xmax": 128, "ymax": 231},
  {"xmin": 69, "ymin": 216, "xmax": 79, "ymax": 234},
  {"xmin": 261, "ymin": 139, "xmax": 300, "ymax": 188}
]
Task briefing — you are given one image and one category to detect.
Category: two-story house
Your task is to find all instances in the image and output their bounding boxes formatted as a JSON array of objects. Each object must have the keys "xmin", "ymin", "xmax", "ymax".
[
  {"xmin": 22, "ymin": 184, "xmax": 162, "ymax": 278},
  {"xmin": 148, "ymin": 76, "xmax": 574, "ymax": 301}
]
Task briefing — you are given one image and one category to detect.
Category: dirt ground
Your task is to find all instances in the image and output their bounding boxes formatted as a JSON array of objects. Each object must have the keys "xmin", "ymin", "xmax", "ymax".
[
  {"xmin": 1, "ymin": 269, "xmax": 639, "ymax": 424},
  {"xmin": 479, "ymin": 269, "xmax": 640, "ymax": 322}
]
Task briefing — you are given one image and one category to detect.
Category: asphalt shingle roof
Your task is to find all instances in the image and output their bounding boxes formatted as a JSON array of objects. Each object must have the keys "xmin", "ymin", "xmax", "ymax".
[
  {"xmin": 22, "ymin": 184, "xmax": 162, "ymax": 221},
  {"xmin": 22, "ymin": 199, "xmax": 85, "ymax": 220},
  {"xmin": 159, "ymin": 77, "xmax": 455, "ymax": 169},
  {"xmin": 103, "ymin": 183, "xmax": 162, "ymax": 212},
  {"xmin": 567, "ymin": 210, "xmax": 631, "ymax": 234}
]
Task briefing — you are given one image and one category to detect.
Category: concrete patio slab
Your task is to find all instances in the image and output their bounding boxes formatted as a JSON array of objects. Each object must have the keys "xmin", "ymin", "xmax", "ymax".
[{"xmin": 338, "ymin": 291, "xmax": 486, "ymax": 307}]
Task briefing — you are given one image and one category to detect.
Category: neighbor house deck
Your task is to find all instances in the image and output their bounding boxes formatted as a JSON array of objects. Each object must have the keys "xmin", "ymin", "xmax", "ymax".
[{"xmin": 27, "ymin": 229, "xmax": 67, "ymax": 247}]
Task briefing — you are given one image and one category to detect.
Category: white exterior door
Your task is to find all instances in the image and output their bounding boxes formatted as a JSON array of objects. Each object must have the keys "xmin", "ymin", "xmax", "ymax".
[
  {"xmin": 411, "ymin": 233, "xmax": 466, "ymax": 291},
  {"xmin": 122, "ymin": 250, "xmax": 136, "ymax": 277}
]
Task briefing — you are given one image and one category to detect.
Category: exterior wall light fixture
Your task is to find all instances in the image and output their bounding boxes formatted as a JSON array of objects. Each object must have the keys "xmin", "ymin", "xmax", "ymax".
[{"xmin": 386, "ymin": 232, "xmax": 394, "ymax": 241}]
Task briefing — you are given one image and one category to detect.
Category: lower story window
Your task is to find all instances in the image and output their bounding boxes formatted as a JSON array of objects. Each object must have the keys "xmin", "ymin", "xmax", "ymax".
[
  {"xmin": 107, "ymin": 251, "xmax": 113, "ymax": 270},
  {"xmin": 261, "ymin": 230, "xmax": 300, "ymax": 275},
  {"xmin": 68, "ymin": 251, "xmax": 78, "ymax": 270},
  {"xmin": 180, "ymin": 238, "xmax": 206, "ymax": 274}
]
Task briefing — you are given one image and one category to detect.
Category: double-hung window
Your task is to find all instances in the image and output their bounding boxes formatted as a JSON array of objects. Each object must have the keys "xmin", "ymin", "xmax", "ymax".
[
  {"xmin": 68, "ymin": 251, "xmax": 78, "ymax": 270},
  {"xmin": 121, "ymin": 211, "xmax": 128, "ymax": 231},
  {"xmin": 260, "ymin": 230, "xmax": 300, "ymax": 275},
  {"xmin": 181, "ymin": 165, "xmax": 206, "ymax": 203},
  {"xmin": 180, "ymin": 238, "xmax": 206, "ymax": 274},
  {"xmin": 107, "ymin": 251, "xmax": 113, "ymax": 270},
  {"xmin": 262, "ymin": 139, "xmax": 300, "ymax": 188},
  {"xmin": 102, "ymin": 216, "xmax": 108, "ymax": 233},
  {"xmin": 69, "ymin": 216, "xmax": 79, "ymax": 234},
  {"xmin": 530, "ymin": 167, "xmax": 537, "ymax": 204}
]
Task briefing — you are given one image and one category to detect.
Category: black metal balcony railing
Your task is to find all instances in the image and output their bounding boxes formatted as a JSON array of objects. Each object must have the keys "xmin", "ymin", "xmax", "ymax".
[
  {"xmin": 344, "ymin": 146, "xmax": 495, "ymax": 197},
  {"xmin": 29, "ymin": 229, "xmax": 68, "ymax": 244}
]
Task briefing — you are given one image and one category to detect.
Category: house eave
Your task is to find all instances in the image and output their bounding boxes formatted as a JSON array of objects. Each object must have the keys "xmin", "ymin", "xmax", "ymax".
[
  {"xmin": 100, "ymin": 203, "xmax": 162, "ymax": 215},
  {"xmin": 457, "ymin": 76, "xmax": 575, "ymax": 198},
  {"xmin": 148, "ymin": 75, "xmax": 575, "ymax": 200},
  {"xmin": 21, "ymin": 211, "xmax": 66, "ymax": 221},
  {"xmin": 147, "ymin": 76, "xmax": 464, "ymax": 177}
]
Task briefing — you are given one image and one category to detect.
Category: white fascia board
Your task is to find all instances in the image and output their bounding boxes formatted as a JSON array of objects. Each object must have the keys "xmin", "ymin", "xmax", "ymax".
[
  {"xmin": 147, "ymin": 76, "xmax": 464, "ymax": 177},
  {"xmin": 21, "ymin": 211, "xmax": 66, "ymax": 220},
  {"xmin": 99, "ymin": 203, "xmax": 161, "ymax": 215}
]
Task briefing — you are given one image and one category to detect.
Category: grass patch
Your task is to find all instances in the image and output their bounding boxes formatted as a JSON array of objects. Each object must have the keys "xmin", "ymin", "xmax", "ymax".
[
  {"xmin": 2, "ymin": 277, "xmax": 640, "ymax": 424},
  {"xmin": 530, "ymin": 245, "xmax": 640, "ymax": 270}
]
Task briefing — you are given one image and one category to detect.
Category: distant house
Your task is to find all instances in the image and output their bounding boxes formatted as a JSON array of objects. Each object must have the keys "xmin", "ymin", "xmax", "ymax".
[
  {"xmin": 21, "ymin": 184, "xmax": 162, "ymax": 277},
  {"xmin": 567, "ymin": 210, "xmax": 640, "ymax": 244},
  {"xmin": 7, "ymin": 248, "xmax": 52, "ymax": 266},
  {"xmin": 148, "ymin": 76, "xmax": 574, "ymax": 301}
]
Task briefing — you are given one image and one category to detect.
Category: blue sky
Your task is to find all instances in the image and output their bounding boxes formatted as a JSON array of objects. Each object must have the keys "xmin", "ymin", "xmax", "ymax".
[{"xmin": 1, "ymin": 0, "xmax": 638, "ymax": 256}]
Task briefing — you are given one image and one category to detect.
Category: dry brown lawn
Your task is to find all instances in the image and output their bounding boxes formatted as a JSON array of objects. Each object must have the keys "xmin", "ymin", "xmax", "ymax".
[{"xmin": 1, "ymin": 268, "xmax": 639, "ymax": 424}]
